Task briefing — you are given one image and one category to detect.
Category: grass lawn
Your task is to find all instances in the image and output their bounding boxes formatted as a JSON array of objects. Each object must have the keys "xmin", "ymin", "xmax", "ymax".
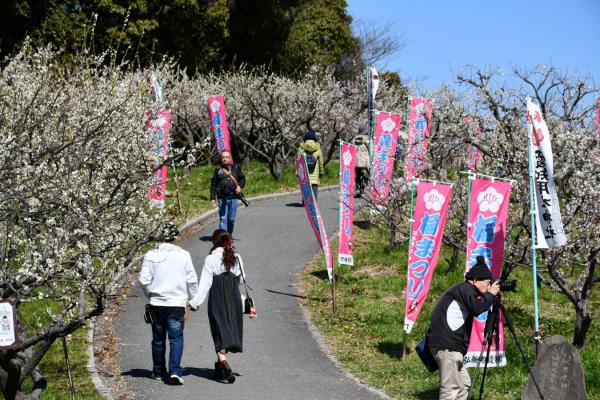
[
  {"xmin": 301, "ymin": 215, "xmax": 599, "ymax": 400},
  {"xmin": 15, "ymin": 160, "xmax": 338, "ymax": 399}
]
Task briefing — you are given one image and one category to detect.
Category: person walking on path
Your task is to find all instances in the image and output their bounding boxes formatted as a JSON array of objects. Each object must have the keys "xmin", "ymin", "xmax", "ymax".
[
  {"xmin": 210, "ymin": 151, "xmax": 246, "ymax": 235},
  {"xmin": 427, "ymin": 256, "xmax": 500, "ymax": 400},
  {"xmin": 189, "ymin": 229, "xmax": 247, "ymax": 384},
  {"xmin": 297, "ymin": 131, "xmax": 324, "ymax": 200},
  {"xmin": 139, "ymin": 224, "xmax": 199, "ymax": 385}
]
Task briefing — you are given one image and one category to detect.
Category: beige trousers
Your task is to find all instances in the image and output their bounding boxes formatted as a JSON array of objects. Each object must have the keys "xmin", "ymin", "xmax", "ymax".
[{"xmin": 433, "ymin": 349, "xmax": 471, "ymax": 400}]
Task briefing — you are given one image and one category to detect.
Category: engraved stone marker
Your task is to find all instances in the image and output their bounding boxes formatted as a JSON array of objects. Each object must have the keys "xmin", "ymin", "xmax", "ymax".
[{"xmin": 522, "ymin": 334, "xmax": 588, "ymax": 400}]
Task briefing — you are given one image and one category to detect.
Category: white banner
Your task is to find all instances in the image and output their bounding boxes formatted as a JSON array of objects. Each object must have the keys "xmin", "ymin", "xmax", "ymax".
[{"xmin": 526, "ymin": 98, "xmax": 567, "ymax": 248}]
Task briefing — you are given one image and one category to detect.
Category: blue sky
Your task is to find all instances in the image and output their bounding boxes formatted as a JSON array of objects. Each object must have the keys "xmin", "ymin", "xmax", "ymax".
[{"xmin": 347, "ymin": 0, "xmax": 600, "ymax": 90}]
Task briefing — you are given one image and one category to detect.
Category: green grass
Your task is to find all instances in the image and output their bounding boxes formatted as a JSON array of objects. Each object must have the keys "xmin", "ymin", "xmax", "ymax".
[
  {"xmin": 301, "ymin": 216, "xmax": 599, "ymax": 400},
  {"xmin": 16, "ymin": 300, "xmax": 104, "ymax": 400},
  {"xmin": 12, "ymin": 160, "xmax": 339, "ymax": 399},
  {"xmin": 167, "ymin": 160, "xmax": 339, "ymax": 223}
]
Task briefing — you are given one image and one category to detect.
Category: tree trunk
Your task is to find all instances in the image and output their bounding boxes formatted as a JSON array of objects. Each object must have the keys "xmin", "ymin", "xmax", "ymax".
[{"xmin": 573, "ymin": 311, "xmax": 592, "ymax": 348}]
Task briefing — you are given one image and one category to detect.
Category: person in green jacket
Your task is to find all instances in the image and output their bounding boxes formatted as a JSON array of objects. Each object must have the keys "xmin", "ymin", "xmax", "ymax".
[{"xmin": 297, "ymin": 131, "xmax": 324, "ymax": 200}]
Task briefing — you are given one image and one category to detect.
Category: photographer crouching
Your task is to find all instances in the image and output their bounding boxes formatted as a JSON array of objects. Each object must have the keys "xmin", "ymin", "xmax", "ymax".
[
  {"xmin": 428, "ymin": 256, "xmax": 500, "ymax": 400},
  {"xmin": 210, "ymin": 151, "xmax": 246, "ymax": 235}
]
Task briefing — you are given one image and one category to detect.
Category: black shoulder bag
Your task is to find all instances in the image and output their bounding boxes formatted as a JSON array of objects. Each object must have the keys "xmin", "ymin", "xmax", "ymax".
[{"xmin": 415, "ymin": 330, "xmax": 438, "ymax": 372}]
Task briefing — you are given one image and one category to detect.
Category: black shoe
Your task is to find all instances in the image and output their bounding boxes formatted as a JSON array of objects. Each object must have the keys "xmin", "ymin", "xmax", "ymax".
[
  {"xmin": 219, "ymin": 360, "xmax": 235, "ymax": 383},
  {"xmin": 170, "ymin": 374, "xmax": 184, "ymax": 385},
  {"xmin": 213, "ymin": 362, "xmax": 223, "ymax": 381}
]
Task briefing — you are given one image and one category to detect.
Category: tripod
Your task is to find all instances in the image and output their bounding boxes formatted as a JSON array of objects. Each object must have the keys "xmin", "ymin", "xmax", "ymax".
[{"xmin": 467, "ymin": 295, "xmax": 544, "ymax": 400}]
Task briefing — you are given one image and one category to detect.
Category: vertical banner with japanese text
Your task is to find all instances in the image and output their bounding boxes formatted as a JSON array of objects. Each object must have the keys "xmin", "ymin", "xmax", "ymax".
[
  {"xmin": 146, "ymin": 110, "xmax": 171, "ymax": 207},
  {"xmin": 208, "ymin": 95, "xmax": 232, "ymax": 156},
  {"xmin": 464, "ymin": 116, "xmax": 481, "ymax": 171},
  {"xmin": 338, "ymin": 142, "xmax": 356, "ymax": 265},
  {"xmin": 463, "ymin": 178, "xmax": 511, "ymax": 367},
  {"xmin": 370, "ymin": 112, "xmax": 401, "ymax": 204},
  {"xmin": 526, "ymin": 99, "xmax": 567, "ymax": 248},
  {"xmin": 297, "ymin": 156, "xmax": 334, "ymax": 281},
  {"xmin": 404, "ymin": 98, "xmax": 433, "ymax": 181},
  {"xmin": 404, "ymin": 182, "xmax": 452, "ymax": 333}
]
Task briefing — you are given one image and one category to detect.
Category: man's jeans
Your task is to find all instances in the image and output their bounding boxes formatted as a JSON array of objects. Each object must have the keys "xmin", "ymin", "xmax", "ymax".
[
  {"xmin": 433, "ymin": 349, "xmax": 471, "ymax": 400},
  {"xmin": 151, "ymin": 306, "xmax": 185, "ymax": 377},
  {"xmin": 218, "ymin": 197, "xmax": 238, "ymax": 234}
]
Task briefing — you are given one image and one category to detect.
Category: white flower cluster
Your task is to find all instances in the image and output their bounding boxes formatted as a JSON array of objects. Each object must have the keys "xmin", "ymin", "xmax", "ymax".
[{"xmin": 0, "ymin": 45, "xmax": 165, "ymax": 352}]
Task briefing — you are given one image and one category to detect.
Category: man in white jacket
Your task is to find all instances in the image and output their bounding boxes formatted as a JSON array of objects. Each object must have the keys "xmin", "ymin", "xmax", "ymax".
[{"xmin": 139, "ymin": 224, "xmax": 198, "ymax": 385}]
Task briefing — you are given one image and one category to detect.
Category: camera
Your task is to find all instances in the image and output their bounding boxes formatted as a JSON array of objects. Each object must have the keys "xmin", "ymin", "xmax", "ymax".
[
  {"xmin": 237, "ymin": 192, "xmax": 250, "ymax": 207},
  {"xmin": 495, "ymin": 279, "xmax": 517, "ymax": 292}
]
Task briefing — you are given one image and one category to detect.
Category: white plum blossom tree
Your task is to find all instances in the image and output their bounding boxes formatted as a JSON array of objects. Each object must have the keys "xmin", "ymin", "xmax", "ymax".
[{"xmin": 0, "ymin": 46, "xmax": 165, "ymax": 399}]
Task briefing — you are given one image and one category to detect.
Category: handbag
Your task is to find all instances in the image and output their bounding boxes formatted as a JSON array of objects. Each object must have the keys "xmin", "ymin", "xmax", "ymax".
[
  {"xmin": 144, "ymin": 304, "xmax": 156, "ymax": 324},
  {"xmin": 415, "ymin": 332, "xmax": 438, "ymax": 372},
  {"xmin": 240, "ymin": 267, "xmax": 256, "ymax": 318}
]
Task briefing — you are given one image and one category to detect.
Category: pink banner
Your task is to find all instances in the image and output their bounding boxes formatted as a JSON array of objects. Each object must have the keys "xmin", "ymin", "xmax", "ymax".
[
  {"xmin": 208, "ymin": 95, "xmax": 232, "ymax": 155},
  {"xmin": 463, "ymin": 178, "xmax": 512, "ymax": 367},
  {"xmin": 595, "ymin": 97, "xmax": 600, "ymax": 136},
  {"xmin": 338, "ymin": 143, "xmax": 356, "ymax": 265},
  {"xmin": 296, "ymin": 156, "xmax": 334, "ymax": 281},
  {"xmin": 404, "ymin": 98, "xmax": 433, "ymax": 181},
  {"xmin": 370, "ymin": 112, "xmax": 400, "ymax": 203},
  {"xmin": 404, "ymin": 182, "xmax": 452, "ymax": 333},
  {"xmin": 146, "ymin": 110, "xmax": 172, "ymax": 207},
  {"xmin": 464, "ymin": 116, "xmax": 481, "ymax": 171}
]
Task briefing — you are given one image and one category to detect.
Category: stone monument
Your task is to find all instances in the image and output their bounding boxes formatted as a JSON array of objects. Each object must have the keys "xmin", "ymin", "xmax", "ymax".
[{"xmin": 522, "ymin": 334, "xmax": 588, "ymax": 400}]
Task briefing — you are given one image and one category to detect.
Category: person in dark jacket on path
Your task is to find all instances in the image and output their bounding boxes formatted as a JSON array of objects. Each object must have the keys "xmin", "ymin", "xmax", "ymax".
[
  {"xmin": 210, "ymin": 151, "xmax": 245, "ymax": 235},
  {"xmin": 428, "ymin": 256, "xmax": 500, "ymax": 400}
]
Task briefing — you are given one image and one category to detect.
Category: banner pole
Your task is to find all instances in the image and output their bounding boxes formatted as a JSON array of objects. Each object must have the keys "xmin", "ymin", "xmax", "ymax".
[
  {"xmin": 402, "ymin": 179, "xmax": 417, "ymax": 359},
  {"xmin": 62, "ymin": 336, "xmax": 77, "ymax": 400},
  {"xmin": 366, "ymin": 66, "xmax": 374, "ymax": 165},
  {"xmin": 168, "ymin": 140, "xmax": 183, "ymax": 213},
  {"xmin": 526, "ymin": 110, "xmax": 542, "ymax": 356}
]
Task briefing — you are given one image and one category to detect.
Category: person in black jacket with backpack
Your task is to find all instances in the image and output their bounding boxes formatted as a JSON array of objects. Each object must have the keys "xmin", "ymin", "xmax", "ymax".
[
  {"xmin": 428, "ymin": 256, "xmax": 500, "ymax": 400},
  {"xmin": 210, "ymin": 151, "xmax": 246, "ymax": 235}
]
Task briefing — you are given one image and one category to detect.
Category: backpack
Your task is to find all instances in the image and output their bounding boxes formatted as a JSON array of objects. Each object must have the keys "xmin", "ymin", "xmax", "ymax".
[{"xmin": 305, "ymin": 151, "xmax": 317, "ymax": 173}]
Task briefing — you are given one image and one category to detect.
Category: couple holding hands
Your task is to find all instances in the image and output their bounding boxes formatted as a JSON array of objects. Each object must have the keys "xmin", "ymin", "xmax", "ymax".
[{"xmin": 139, "ymin": 227, "xmax": 249, "ymax": 386}]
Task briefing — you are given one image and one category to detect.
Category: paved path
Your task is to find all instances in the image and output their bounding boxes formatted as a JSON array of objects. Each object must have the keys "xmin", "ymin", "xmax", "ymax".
[{"xmin": 116, "ymin": 191, "xmax": 384, "ymax": 400}]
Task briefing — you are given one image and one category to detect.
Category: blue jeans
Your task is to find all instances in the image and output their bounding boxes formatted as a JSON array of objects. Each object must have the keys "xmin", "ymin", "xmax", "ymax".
[
  {"xmin": 218, "ymin": 198, "xmax": 238, "ymax": 234},
  {"xmin": 151, "ymin": 306, "xmax": 185, "ymax": 377}
]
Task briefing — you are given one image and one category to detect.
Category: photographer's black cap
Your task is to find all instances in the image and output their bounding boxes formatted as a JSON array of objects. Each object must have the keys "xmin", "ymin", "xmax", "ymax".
[{"xmin": 465, "ymin": 256, "xmax": 493, "ymax": 280}]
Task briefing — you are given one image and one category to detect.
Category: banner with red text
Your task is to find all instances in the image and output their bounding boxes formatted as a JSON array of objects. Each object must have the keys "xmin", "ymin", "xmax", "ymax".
[
  {"xmin": 338, "ymin": 142, "xmax": 356, "ymax": 265},
  {"xmin": 404, "ymin": 98, "xmax": 433, "ymax": 181},
  {"xmin": 146, "ymin": 110, "xmax": 171, "ymax": 207},
  {"xmin": 404, "ymin": 182, "xmax": 452, "ymax": 333},
  {"xmin": 463, "ymin": 178, "xmax": 511, "ymax": 367},
  {"xmin": 370, "ymin": 112, "xmax": 400, "ymax": 204},
  {"xmin": 526, "ymin": 99, "xmax": 567, "ymax": 248},
  {"xmin": 464, "ymin": 116, "xmax": 481, "ymax": 171},
  {"xmin": 208, "ymin": 95, "xmax": 232, "ymax": 156},
  {"xmin": 297, "ymin": 156, "xmax": 334, "ymax": 281}
]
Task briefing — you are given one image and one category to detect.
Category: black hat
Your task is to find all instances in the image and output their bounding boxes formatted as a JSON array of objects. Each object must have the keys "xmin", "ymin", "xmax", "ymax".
[
  {"xmin": 465, "ymin": 256, "xmax": 493, "ymax": 280},
  {"xmin": 304, "ymin": 131, "xmax": 317, "ymax": 141}
]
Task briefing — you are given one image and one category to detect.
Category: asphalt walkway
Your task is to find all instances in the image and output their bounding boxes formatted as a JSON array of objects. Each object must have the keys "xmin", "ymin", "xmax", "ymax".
[{"xmin": 116, "ymin": 190, "xmax": 384, "ymax": 400}]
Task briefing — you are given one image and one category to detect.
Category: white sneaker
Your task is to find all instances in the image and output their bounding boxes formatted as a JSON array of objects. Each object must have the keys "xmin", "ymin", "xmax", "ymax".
[{"xmin": 170, "ymin": 374, "xmax": 184, "ymax": 385}]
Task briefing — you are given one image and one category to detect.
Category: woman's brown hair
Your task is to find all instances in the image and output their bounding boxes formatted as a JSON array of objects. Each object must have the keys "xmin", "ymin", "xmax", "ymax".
[{"xmin": 210, "ymin": 229, "xmax": 237, "ymax": 270}]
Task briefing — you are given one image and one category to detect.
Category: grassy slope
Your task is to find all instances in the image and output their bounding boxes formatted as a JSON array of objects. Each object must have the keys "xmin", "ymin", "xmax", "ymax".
[
  {"xmin": 16, "ymin": 160, "xmax": 338, "ymax": 399},
  {"xmin": 301, "ymin": 217, "xmax": 599, "ymax": 400}
]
